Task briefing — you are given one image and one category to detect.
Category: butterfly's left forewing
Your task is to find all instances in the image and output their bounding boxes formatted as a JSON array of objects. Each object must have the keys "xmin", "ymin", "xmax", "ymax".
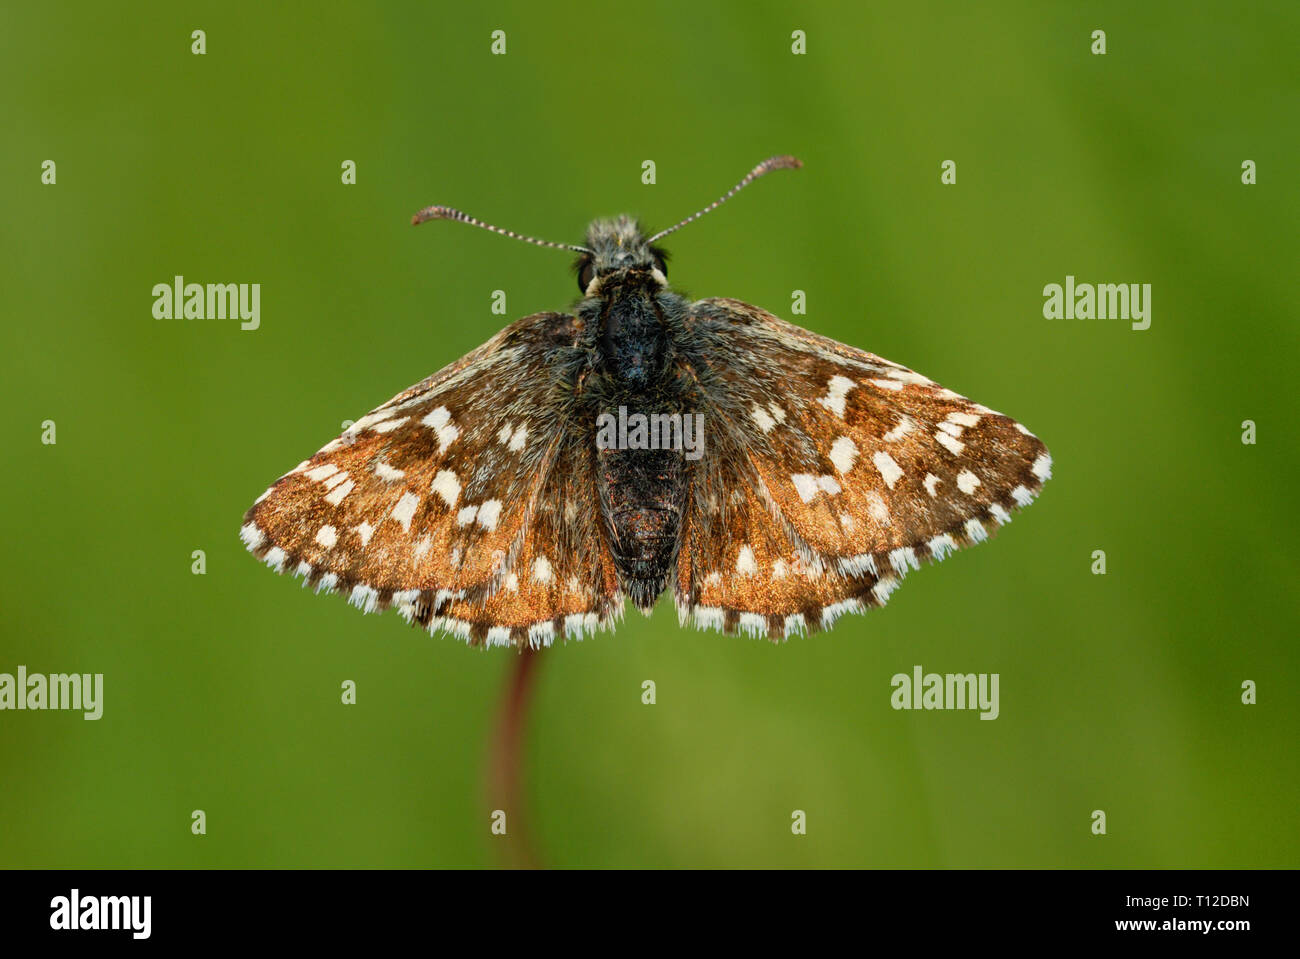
[
  {"xmin": 676, "ymin": 297, "xmax": 1051, "ymax": 634},
  {"xmin": 240, "ymin": 310, "xmax": 622, "ymax": 646}
]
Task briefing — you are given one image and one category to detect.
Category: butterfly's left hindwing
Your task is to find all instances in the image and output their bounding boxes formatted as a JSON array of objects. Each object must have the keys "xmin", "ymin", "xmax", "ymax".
[
  {"xmin": 427, "ymin": 430, "xmax": 625, "ymax": 646},
  {"xmin": 675, "ymin": 297, "xmax": 1051, "ymax": 633}
]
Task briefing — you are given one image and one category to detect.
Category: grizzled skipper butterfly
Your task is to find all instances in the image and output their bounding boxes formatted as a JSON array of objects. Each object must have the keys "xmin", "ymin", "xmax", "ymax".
[{"xmin": 241, "ymin": 157, "xmax": 1051, "ymax": 648}]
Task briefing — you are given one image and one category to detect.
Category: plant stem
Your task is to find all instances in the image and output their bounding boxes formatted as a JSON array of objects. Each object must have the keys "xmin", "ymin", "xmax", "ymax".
[{"xmin": 487, "ymin": 647, "xmax": 543, "ymax": 868}]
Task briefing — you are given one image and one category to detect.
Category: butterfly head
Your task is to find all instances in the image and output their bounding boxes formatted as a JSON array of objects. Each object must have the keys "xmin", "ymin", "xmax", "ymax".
[{"xmin": 575, "ymin": 216, "xmax": 669, "ymax": 297}]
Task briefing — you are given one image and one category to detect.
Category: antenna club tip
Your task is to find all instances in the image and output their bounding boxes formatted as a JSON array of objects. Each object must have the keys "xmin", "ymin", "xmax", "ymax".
[{"xmin": 411, "ymin": 205, "xmax": 454, "ymax": 226}]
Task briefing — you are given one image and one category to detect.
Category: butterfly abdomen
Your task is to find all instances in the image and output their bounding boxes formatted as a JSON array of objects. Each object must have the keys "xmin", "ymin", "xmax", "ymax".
[{"xmin": 596, "ymin": 445, "xmax": 690, "ymax": 611}]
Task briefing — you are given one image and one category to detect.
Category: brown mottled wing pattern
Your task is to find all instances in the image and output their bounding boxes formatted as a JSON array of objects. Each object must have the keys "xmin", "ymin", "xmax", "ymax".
[
  {"xmin": 240, "ymin": 311, "xmax": 621, "ymax": 647},
  {"xmin": 675, "ymin": 297, "xmax": 1051, "ymax": 636},
  {"xmin": 426, "ymin": 430, "xmax": 624, "ymax": 645},
  {"xmin": 675, "ymin": 426, "xmax": 883, "ymax": 639}
]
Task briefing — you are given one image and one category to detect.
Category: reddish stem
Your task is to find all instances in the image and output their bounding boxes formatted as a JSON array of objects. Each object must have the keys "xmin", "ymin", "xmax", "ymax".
[{"xmin": 487, "ymin": 647, "xmax": 543, "ymax": 868}]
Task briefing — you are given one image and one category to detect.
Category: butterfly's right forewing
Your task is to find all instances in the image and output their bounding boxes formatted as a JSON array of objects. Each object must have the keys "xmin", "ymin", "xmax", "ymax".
[{"xmin": 676, "ymin": 297, "xmax": 1051, "ymax": 635}]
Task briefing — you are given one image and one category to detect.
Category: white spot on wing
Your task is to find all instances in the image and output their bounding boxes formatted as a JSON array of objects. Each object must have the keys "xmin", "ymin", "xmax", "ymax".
[
  {"xmin": 431, "ymin": 470, "xmax": 461, "ymax": 507},
  {"xmin": 840, "ymin": 553, "xmax": 878, "ymax": 577},
  {"xmin": 390, "ymin": 492, "xmax": 420, "ymax": 531},
  {"xmin": 872, "ymin": 451, "xmax": 903, "ymax": 489},
  {"xmin": 889, "ymin": 547, "xmax": 919, "ymax": 574},
  {"xmin": 421, "ymin": 406, "xmax": 459, "ymax": 449},
  {"xmin": 872, "ymin": 578, "xmax": 899, "ymax": 604},
  {"xmin": 818, "ymin": 375, "xmax": 855, "ymax": 417},
  {"xmin": 477, "ymin": 499, "xmax": 502, "ymax": 531},
  {"xmin": 929, "ymin": 533, "xmax": 957, "ymax": 560},
  {"xmin": 792, "ymin": 474, "xmax": 820, "ymax": 503},
  {"xmin": 936, "ymin": 432, "xmax": 965, "ymax": 456},
  {"xmin": 240, "ymin": 523, "xmax": 265, "ymax": 550},
  {"xmin": 324, "ymin": 478, "xmax": 355, "ymax": 505},
  {"xmin": 821, "ymin": 598, "xmax": 862, "ymax": 628},
  {"xmin": 486, "ymin": 626, "xmax": 513, "ymax": 648},
  {"xmin": 529, "ymin": 620, "xmax": 556, "ymax": 648},
  {"xmin": 866, "ymin": 490, "xmax": 891, "ymax": 524},
  {"xmin": 693, "ymin": 606, "xmax": 725, "ymax": 631},
  {"xmin": 829, "ymin": 436, "xmax": 859, "ymax": 473},
  {"xmin": 883, "ymin": 416, "xmax": 914, "ymax": 442},
  {"xmin": 885, "ymin": 368, "xmax": 932, "ymax": 386},
  {"xmin": 315, "ymin": 525, "xmax": 337, "ymax": 547},
  {"xmin": 736, "ymin": 545, "xmax": 758, "ymax": 576}
]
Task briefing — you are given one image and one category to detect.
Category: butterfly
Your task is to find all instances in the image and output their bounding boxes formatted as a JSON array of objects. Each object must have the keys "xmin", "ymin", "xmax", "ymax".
[{"xmin": 241, "ymin": 156, "xmax": 1051, "ymax": 648}]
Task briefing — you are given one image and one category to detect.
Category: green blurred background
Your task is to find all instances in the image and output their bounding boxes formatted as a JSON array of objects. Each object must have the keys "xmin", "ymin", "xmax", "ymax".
[{"xmin": 2, "ymin": 1, "xmax": 1297, "ymax": 867}]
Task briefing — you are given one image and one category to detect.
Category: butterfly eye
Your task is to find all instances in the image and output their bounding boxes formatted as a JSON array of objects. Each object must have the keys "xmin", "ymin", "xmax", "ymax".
[
  {"xmin": 578, "ymin": 259, "xmax": 597, "ymax": 292},
  {"xmin": 653, "ymin": 256, "xmax": 668, "ymax": 279}
]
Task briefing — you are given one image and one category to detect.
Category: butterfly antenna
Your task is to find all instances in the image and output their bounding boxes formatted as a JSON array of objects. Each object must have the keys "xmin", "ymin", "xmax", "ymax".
[
  {"xmin": 412, "ymin": 204, "xmax": 590, "ymax": 253},
  {"xmin": 647, "ymin": 155, "xmax": 803, "ymax": 243}
]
